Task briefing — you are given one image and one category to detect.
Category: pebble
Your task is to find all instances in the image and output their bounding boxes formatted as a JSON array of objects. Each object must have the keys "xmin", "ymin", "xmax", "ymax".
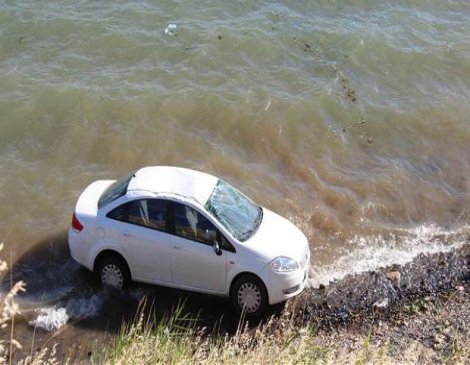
[
  {"xmin": 386, "ymin": 271, "xmax": 401, "ymax": 282},
  {"xmin": 373, "ymin": 298, "xmax": 389, "ymax": 308},
  {"xmin": 433, "ymin": 334, "xmax": 446, "ymax": 350}
]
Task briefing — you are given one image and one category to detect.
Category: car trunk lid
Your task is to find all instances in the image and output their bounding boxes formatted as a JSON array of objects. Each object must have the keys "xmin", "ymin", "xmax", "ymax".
[{"xmin": 75, "ymin": 180, "xmax": 115, "ymax": 218}]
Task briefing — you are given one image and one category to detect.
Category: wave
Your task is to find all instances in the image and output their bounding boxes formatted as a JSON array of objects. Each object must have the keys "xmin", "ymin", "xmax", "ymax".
[{"xmin": 309, "ymin": 224, "xmax": 469, "ymax": 288}]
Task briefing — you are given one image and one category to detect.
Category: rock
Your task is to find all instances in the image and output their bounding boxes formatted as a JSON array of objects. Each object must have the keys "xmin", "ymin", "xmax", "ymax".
[
  {"xmin": 442, "ymin": 326, "xmax": 451, "ymax": 335},
  {"xmin": 337, "ymin": 309, "xmax": 349, "ymax": 322},
  {"xmin": 373, "ymin": 298, "xmax": 389, "ymax": 308},
  {"xmin": 433, "ymin": 334, "xmax": 446, "ymax": 350},
  {"xmin": 386, "ymin": 271, "xmax": 401, "ymax": 283}
]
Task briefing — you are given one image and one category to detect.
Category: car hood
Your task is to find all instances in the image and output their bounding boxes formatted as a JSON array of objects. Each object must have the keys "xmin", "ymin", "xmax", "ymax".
[{"xmin": 245, "ymin": 208, "xmax": 309, "ymax": 265}]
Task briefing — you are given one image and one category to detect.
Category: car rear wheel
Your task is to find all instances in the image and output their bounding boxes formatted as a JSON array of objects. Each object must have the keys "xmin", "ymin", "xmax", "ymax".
[
  {"xmin": 97, "ymin": 257, "xmax": 130, "ymax": 290},
  {"xmin": 231, "ymin": 275, "xmax": 268, "ymax": 318}
]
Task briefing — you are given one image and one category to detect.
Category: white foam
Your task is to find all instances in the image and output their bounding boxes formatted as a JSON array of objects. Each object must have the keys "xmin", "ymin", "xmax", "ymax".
[
  {"xmin": 65, "ymin": 293, "xmax": 103, "ymax": 318},
  {"xmin": 309, "ymin": 224, "xmax": 469, "ymax": 288},
  {"xmin": 29, "ymin": 307, "xmax": 69, "ymax": 332},
  {"xmin": 29, "ymin": 293, "xmax": 104, "ymax": 332}
]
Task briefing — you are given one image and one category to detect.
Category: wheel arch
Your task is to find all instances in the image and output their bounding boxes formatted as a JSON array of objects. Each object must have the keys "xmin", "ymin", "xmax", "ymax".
[{"xmin": 93, "ymin": 249, "xmax": 131, "ymax": 277}]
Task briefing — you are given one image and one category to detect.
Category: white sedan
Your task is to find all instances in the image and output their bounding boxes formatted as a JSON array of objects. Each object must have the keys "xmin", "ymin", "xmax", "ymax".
[{"xmin": 69, "ymin": 166, "xmax": 310, "ymax": 317}]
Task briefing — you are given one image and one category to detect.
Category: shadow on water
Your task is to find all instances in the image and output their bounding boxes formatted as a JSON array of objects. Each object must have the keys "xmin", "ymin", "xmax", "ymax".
[
  {"xmin": 2, "ymin": 232, "xmax": 282, "ymax": 347},
  {"xmin": 2, "ymin": 232, "xmax": 90, "ymax": 303}
]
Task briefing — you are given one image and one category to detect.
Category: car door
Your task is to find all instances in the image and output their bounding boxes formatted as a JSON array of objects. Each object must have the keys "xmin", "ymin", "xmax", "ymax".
[
  {"xmin": 169, "ymin": 202, "xmax": 228, "ymax": 293},
  {"xmin": 107, "ymin": 199, "xmax": 172, "ymax": 284}
]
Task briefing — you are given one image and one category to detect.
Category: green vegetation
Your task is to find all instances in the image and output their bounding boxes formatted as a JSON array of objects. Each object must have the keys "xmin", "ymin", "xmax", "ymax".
[{"xmin": 92, "ymin": 303, "xmax": 329, "ymax": 365}]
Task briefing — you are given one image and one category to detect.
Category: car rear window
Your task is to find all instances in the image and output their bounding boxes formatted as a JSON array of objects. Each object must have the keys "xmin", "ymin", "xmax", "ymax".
[{"xmin": 98, "ymin": 174, "xmax": 133, "ymax": 209}]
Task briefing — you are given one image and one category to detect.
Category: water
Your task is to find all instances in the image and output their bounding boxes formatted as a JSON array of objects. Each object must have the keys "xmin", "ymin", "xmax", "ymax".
[{"xmin": 0, "ymin": 0, "xmax": 469, "ymax": 341}]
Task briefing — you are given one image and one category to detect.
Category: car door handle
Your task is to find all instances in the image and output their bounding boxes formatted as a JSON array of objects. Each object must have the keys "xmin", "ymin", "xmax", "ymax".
[
  {"xmin": 123, "ymin": 233, "xmax": 131, "ymax": 237},
  {"xmin": 173, "ymin": 245, "xmax": 183, "ymax": 250}
]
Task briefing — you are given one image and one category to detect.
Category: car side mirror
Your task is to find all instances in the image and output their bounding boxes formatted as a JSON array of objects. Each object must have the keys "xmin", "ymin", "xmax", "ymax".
[{"xmin": 213, "ymin": 242, "xmax": 222, "ymax": 256}]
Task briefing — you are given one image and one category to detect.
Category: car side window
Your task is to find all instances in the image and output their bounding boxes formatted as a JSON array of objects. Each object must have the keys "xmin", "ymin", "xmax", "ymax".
[
  {"xmin": 107, "ymin": 199, "xmax": 167, "ymax": 231},
  {"xmin": 173, "ymin": 203, "xmax": 219, "ymax": 246},
  {"xmin": 107, "ymin": 203, "xmax": 127, "ymax": 221},
  {"xmin": 146, "ymin": 200, "xmax": 167, "ymax": 230}
]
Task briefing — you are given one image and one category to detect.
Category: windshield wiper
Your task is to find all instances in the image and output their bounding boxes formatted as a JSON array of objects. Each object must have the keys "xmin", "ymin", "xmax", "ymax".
[{"xmin": 239, "ymin": 229, "xmax": 254, "ymax": 241}]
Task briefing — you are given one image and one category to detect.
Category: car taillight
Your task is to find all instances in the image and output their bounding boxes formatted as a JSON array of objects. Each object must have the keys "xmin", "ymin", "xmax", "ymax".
[{"xmin": 72, "ymin": 213, "xmax": 84, "ymax": 232}]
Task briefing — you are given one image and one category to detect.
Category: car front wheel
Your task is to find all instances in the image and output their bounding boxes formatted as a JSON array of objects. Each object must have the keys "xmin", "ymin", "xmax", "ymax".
[
  {"xmin": 97, "ymin": 257, "xmax": 130, "ymax": 290},
  {"xmin": 231, "ymin": 275, "xmax": 268, "ymax": 318}
]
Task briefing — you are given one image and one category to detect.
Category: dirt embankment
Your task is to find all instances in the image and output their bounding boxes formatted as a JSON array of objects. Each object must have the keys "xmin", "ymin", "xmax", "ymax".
[{"xmin": 294, "ymin": 244, "xmax": 470, "ymax": 363}]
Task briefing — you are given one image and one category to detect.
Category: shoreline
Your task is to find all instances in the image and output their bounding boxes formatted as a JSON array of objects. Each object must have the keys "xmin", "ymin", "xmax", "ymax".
[
  {"xmin": 299, "ymin": 244, "xmax": 469, "ymax": 328},
  {"xmin": 292, "ymin": 244, "xmax": 470, "ymax": 363},
  {"xmin": 7, "ymin": 244, "xmax": 470, "ymax": 363}
]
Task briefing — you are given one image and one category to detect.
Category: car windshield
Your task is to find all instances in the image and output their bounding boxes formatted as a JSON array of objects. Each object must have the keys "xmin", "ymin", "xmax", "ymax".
[
  {"xmin": 98, "ymin": 173, "xmax": 133, "ymax": 209},
  {"xmin": 205, "ymin": 180, "xmax": 263, "ymax": 242}
]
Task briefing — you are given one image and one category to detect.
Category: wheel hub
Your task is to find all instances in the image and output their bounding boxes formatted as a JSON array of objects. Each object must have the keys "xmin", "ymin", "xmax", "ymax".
[
  {"xmin": 238, "ymin": 282, "xmax": 261, "ymax": 313},
  {"xmin": 101, "ymin": 264, "xmax": 123, "ymax": 289}
]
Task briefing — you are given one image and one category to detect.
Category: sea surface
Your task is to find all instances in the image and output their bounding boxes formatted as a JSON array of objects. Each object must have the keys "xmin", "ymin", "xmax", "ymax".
[{"xmin": 0, "ymin": 0, "xmax": 469, "ymax": 343}]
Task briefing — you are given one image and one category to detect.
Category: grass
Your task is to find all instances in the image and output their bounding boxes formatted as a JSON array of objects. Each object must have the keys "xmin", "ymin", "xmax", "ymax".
[
  {"xmin": 91, "ymin": 300, "xmax": 332, "ymax": 365},
  {"xmin": 0, "ymin": 243, "xmax": 26, "ymax": 364}
]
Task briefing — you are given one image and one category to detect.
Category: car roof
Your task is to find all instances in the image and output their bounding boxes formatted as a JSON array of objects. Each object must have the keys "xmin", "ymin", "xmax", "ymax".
[{"xmin": 127, "ymin": 166, "xmax": 218, "ymax": 205}]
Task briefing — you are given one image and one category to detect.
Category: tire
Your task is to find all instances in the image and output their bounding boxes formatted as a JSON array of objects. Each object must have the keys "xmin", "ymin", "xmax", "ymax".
[
  {"xmin": 231, "ymin": 275, "xmax": 268, "ymax": 318},
  {"xmin": 97, "ymin": 256, "xmax": 131, "ymax": 290}
]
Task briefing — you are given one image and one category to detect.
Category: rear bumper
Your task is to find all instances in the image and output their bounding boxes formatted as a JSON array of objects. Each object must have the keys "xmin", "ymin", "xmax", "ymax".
[{"xmin": 68, "ymin": 228, "xmax": 93, "ymax": 271}]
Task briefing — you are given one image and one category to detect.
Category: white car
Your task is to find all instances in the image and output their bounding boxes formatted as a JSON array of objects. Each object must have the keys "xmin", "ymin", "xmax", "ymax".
[{"xmin": 69, "ymin": 166, "xmax": 310, "ymax": 317}]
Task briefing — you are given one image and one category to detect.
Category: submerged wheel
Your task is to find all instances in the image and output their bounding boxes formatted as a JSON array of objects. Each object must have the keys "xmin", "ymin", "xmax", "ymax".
[
  {"xmin": 231, "ymin": 275, "xmax": 268, "ymax": 318},
  {"xmin": 97, "ymin": 257, "xmax": 130, "ymax": 290}
]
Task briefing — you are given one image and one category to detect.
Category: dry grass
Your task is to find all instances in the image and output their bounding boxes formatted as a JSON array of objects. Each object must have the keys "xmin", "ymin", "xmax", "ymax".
[
  {"xmin": 0, "ymin": 242, "xmax": 26, "ymax": 364},
  {"xmin": 92, "ymin": 301, "xmax": 330, "ymax": 365},
  {"xmin": 0, "ymin": 243, "xmax": 57, "ymax": 365}
]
